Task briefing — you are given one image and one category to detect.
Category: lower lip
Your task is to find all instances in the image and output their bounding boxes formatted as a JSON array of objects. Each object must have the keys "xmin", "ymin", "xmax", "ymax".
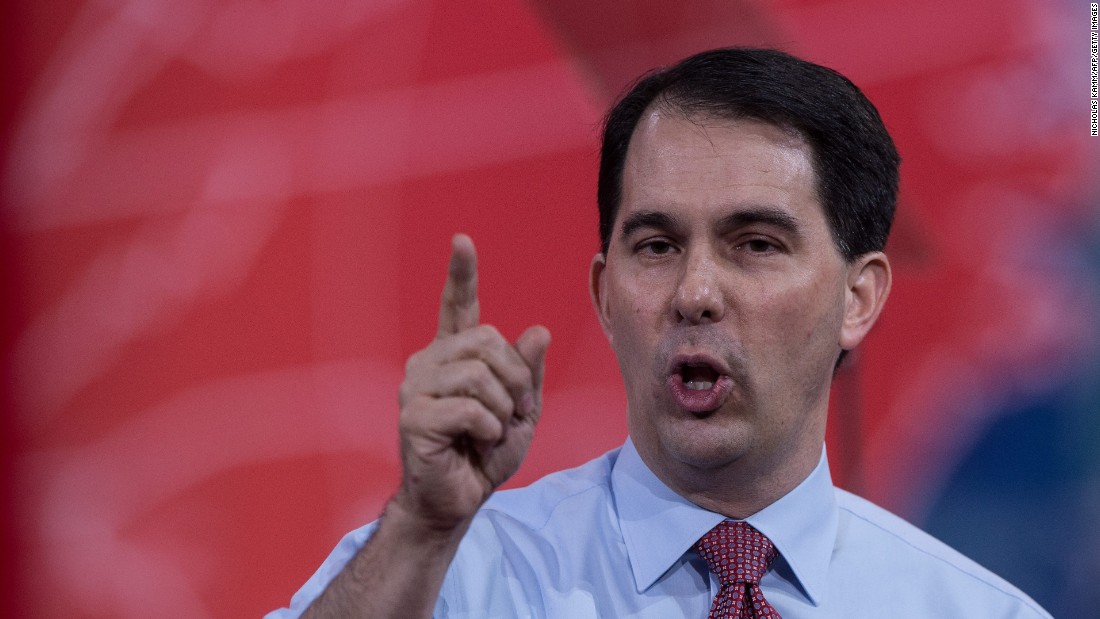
[{"xmin": 667, "ymin": 374, "xmax": 734, "ymax": 413}]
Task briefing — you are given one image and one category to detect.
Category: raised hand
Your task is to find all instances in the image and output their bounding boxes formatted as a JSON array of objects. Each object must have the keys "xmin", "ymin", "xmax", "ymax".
[
  {"xmin": 301, "ymin": 236, "xmax": 549, "ymax": 618},
  {"xmin": 392, "ymin": 234, "xmax": 550, "ymax": 530}
]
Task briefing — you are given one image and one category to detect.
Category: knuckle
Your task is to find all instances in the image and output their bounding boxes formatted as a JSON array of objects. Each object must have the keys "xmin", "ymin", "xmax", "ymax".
[
  {"xmin": 454, "ymin": 397, "xmax": 483, "ymax": 422},
  {"xmin": 505, "ymin": 363, "xmax": 533, "ymax": 392},
  {"xmin": 405, "ymin": 349, "xmax": 425, "ymax": 374},
  {"xmin": 399, "ymin": 391, "xmax": 435, "ymax": 421},
  {"xmin": 469, "ymin": 362, "xmax": 494, "ymax": 391},
  {"xmin": 441, "ymin": 293, "xmax": 462, "ymax": 314},
  {"xmin": 397, "ymin": 381, "xmax": 414, "ymax": 406},
  {"xmin": 515, "ymin": 363, "xmax": 534, "ymax": 386},
  {"xmin": 472, "ymin": 324, "xmax": 502, "ymax": 344},
  {"xmin": 397, "ymin": 402, "xmax": 418, "ymax": 432}
]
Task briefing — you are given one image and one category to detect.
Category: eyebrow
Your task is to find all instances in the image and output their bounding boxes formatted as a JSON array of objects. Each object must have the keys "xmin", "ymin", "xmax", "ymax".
[
  {"xmin": 619, "ymin": 210, "xmax": 685, "ymax": 239},
  {"xmin": 715, "ymin": 207, "xmax": 803, "ymax": 240},
  {"xmin": 618, "ymin": 206, "xmax": 804, "ymax": 241}
]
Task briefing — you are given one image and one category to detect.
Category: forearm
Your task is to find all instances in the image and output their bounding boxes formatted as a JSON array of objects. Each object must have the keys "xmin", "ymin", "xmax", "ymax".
[{"xmin": 302, "ymin": 499, "xmax": 471, "ymax": 619}]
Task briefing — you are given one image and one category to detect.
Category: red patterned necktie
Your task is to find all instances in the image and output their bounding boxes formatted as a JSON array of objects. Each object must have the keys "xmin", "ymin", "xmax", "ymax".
[{"xmin": 694, "ymin": 521, "xmax": 783, "ymax": 619}]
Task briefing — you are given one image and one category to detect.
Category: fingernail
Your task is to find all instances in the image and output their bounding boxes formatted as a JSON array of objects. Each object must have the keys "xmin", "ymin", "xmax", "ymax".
[{"xmin": 521, "ymin": 393, "xmax": 536, "ymax": 417}]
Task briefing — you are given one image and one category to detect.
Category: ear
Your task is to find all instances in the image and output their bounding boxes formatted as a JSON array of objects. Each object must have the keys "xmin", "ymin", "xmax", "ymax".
[
  {"xmin": 589, "ymin": 252, "xmax": 613, "ymax": 342},
  {"xmin": 839, "ymin": 251, "xmax": 892, "ymax": 351}
]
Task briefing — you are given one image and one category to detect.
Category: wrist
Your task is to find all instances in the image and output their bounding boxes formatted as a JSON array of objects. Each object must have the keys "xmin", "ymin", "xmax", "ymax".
[{"xmin": 383, "ymin": 491, "xmax": 476, "ymax": 544}]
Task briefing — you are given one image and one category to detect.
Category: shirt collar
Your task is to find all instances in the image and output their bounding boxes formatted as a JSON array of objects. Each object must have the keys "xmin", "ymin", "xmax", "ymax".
[
  {"xmin": 744, "ymin": 448, "xmax": 837, "ymax": 606},
  {"xmin": 611, "ymin": 439, "xmax": 837, "ymax": 606}
]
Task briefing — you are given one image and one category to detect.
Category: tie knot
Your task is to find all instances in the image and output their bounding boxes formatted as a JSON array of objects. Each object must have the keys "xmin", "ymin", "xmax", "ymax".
[{"xmin": 694, "ymin": 521, "xmax": 778, "ymax": 586}]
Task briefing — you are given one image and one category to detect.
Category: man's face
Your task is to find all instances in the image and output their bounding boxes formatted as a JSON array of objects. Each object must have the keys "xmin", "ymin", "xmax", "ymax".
[{"xmin": 591, "ymin": 109, "xmax": 878, "ymax": 503}]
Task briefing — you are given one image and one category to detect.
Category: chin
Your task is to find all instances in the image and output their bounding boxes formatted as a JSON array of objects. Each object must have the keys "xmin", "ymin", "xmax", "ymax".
[{"xmin": 659, "ymin": 420, "xmax": 752, "ymax": 472}]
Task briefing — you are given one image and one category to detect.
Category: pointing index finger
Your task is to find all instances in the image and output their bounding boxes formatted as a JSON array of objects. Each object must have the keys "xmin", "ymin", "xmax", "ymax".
[{"xmin": 437, "ymin": 233, "xmax": 480, "ymax": 338}]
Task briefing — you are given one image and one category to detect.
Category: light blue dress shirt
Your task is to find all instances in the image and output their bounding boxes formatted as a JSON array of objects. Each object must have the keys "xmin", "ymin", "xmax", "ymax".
[{"xmin": 268, "ymin": 439, "xmax": 1050, "ymax": 618}]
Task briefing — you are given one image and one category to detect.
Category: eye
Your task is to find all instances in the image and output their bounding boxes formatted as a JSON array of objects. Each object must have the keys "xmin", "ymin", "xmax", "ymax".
[
  {"xmin": 739, "ymin": 237, "xmax": 781, "ymax": 254},
  {"xmin": 637, "ymin": 239, "xmax": 677, "ymax": 256}
]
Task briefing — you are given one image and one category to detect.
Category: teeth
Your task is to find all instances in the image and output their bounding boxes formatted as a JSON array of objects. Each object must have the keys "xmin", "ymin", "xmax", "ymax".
[{"xmin": 685, "ymin": 380, "xmax": 714, "ymax": 391}]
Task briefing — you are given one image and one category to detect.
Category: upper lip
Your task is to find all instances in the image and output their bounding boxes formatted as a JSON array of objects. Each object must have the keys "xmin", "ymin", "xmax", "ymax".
[{"xmin": 666, "ymin": 352, "xmax": 731, "ymax": 377}]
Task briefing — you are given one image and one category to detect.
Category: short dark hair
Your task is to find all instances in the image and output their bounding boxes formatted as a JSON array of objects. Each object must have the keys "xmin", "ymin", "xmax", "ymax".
[{"xmin": 597, "ymin": 47, "xmax": 900, "ymax": 262}]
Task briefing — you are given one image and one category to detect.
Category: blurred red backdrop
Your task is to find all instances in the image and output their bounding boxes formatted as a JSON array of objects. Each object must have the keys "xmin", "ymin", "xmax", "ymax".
[{"xmin": 2, "ymin": 1, "xmax": 1097, "ymax": 617}]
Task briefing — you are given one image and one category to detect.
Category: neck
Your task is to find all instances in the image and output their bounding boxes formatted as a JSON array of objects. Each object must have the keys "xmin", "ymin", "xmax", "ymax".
[{"xmin": 665, "ymin": 444, "xmax": 823, "ymax": 519}]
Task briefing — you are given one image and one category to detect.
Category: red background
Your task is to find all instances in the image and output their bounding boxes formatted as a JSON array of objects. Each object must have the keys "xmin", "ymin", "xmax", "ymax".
[{"xmin": 3, "ymin": 1, "xmax": 1098, "ymax": 617}]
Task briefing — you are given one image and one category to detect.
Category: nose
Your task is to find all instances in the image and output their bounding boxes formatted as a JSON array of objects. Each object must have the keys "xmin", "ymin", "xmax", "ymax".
[{"xmin": 673, "ymin": 249, "xmax": 725, "ymax": 324}]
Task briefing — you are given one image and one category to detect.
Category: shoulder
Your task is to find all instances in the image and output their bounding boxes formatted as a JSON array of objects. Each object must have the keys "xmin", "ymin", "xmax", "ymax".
[
  {"xmin": 453, "ymin": 447, "xmax": 624, "ymax": 562},
  {"xmin": 833, "ymin": 488, "xmax": 1051, "ymax": 618},
  {"xmin": 479, "ymin": 447, "xmax": 619, "ymax": 532},
  {"xmin": 439, "ymin": 448, "xmax": 626, "ymax": 612},
  {"xmin": 834, "ymin": 488, "xmax": 995, "ymax": 575}
]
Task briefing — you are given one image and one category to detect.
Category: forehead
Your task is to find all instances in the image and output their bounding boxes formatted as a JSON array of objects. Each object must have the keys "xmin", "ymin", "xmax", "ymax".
[{"xmin": 619, "ymin": 109, "xmax": 823, "ymax": 229}]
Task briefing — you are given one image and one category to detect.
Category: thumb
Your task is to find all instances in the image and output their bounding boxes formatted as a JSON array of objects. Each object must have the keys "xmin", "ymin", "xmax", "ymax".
[{"xmin": 514, "ymin": 325, "xmax": 551, "ymax": 420}]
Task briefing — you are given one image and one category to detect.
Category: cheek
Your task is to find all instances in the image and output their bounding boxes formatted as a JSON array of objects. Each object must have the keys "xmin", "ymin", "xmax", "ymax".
[
  {"xmin": 755, "ymin": 277, "xmax": 844, "ymax": 353},
  {"xmin": 605, "ymin": 280, "xmax": 669, "ymax": 389},
  {"xmin": 608, "ymin": 300, "xmax": 652, "ymax": 357},
  {"xmin": 606, "ymin": 274, "xmax": 663, "ymax": 342}
]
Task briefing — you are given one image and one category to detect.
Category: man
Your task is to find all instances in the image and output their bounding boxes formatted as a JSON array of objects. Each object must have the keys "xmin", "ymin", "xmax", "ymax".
[{"xmin": 268, "ymin": 48, "xmax": 1050, "ymax": 618}]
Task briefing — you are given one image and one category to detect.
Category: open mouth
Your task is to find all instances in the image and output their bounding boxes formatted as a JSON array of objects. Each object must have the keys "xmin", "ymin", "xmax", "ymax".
[
  {"xmin": 679, "ymin": 362, "xmax": 720, "ymax": 391},
  {"xmin": 666, "ymin": 355, "xmax": 734, "ymax": 413}
]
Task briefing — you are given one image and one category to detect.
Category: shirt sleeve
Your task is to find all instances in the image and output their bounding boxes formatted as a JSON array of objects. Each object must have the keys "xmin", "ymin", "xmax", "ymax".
[{"xmin": 263, "ymin": 521, "xmax": 380, "ymax": 619}]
